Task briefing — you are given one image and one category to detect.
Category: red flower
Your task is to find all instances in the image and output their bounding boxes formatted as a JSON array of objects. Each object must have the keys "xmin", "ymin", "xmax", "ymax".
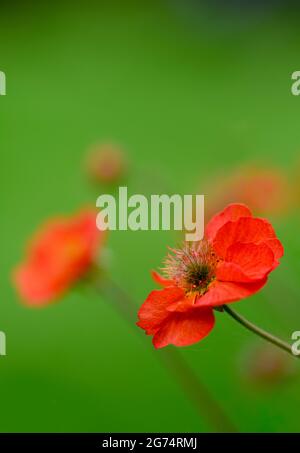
[
  {"xmin": 13, "ymin": 209, "xmax": 104, "ymax": 306},
  {"xmin": 137, "ymin": 204, "xmax": 283, "ymax": 349},
  {"xmin": 205, "ymin": 165, "xmax": 291, "ymax": 218}
]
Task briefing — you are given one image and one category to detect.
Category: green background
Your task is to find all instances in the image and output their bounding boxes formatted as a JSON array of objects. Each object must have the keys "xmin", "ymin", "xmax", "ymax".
[{"xmin": 1, "ymin": 0, "xmax": 300, "ymax": 432}]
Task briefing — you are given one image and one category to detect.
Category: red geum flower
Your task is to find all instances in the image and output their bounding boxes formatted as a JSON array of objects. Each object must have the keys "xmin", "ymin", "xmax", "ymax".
[
  {"xmin": 137, "ymin": 203, "xmax": 283, "ymax": 349},
  {"xmin": 206, "ymin": 165, "xmax": 291, "ymax": 218},
  {"xmin": 13, "ymin": 209, "xmax": 104, "ymax": 307}
]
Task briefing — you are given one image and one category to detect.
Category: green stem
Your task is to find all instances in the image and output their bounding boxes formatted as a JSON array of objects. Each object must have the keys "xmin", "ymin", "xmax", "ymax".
[{"xmin": 223, "ymin": 305, "xmax": 296, "ymax": 357}]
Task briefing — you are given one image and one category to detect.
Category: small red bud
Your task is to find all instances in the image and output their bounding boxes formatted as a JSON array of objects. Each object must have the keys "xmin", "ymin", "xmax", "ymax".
[{"xmin": 86, "ymin": 143, "xmax": 127, "ymax": 184}]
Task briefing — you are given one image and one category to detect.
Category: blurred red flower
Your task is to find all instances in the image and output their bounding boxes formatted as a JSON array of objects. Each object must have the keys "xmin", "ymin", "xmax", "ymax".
[
  {"xmin": 205, "ymin": 165, "xmax": 291, "ymax": 218},
  {"xmin": 13, "ymin": 209, "xmax": 104, "ymax": 306},
  {"xmin": 137, "ymin": 203, "xmax": 283, "ymax": 349},
  {"xmin": 241, "ymin": 344, "xmax": 295, "ymax": 386}
]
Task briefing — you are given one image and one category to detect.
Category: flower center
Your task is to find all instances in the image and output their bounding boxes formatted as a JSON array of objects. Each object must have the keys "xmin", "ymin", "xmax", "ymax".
[
  {"xmin": 185, "ymin": 263, "xmax": 211, "ymax": 290},
  {"xmin": 163, "ymin": 240, "xmax": 218, "ymax": 295}
]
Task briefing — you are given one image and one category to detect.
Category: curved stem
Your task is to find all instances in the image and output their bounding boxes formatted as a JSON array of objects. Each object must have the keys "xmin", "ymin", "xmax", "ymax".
[{"xmin": 223, "ymin": 305, "xmax": 296, "ymax": 357}]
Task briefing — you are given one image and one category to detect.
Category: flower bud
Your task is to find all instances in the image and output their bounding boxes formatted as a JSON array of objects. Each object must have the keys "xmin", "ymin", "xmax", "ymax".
[{"xmin": 86, "ymin": 143, "xmax": 127, "ymax": 184}]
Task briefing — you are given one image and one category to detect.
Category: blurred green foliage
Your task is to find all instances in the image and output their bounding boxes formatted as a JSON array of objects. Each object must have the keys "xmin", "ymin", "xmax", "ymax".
[{"xmin": 0, "ymin": 0, "xmax": 300, "ymax": 433}]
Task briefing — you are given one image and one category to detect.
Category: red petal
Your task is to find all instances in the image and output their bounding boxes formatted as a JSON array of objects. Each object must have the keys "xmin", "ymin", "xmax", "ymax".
[
  {"xmin": 137, "ymin": 286, "xmax": 185, "ymax": 335},
  {"xmin": 213, "ymin": 217, "xmax": 277, "ymax": 259},
  {"xmin": 152, "ymin": 308, "xmax": 215, "ymax": 348},
  {"xmin": 216, "ymin": 242, "xmax": 275, "ymax": 282},
  {"xmin": 205, "ymin": 203, "xmax": 252, "ymax": 241},
  {"xmin": 196, "ymin": 278, "xmax": 267, "ymax": 308},
  {"xmin": 13, "ymin": 264, "xmax": 62, "ymax": 306},
  {"xmin": 166, "ymin": 294, "xmax": 196, "ymax": 312},
  {"xmin": 151, "ymin": 270, "xmax": 174, "ymax": 287},
  {"xmin": 216, "ymin": 262, "xmax": 252, "ymax": 283},
  {"xmin": 265, "ymin": 238, "xmax": 284, "ymax": 263}
]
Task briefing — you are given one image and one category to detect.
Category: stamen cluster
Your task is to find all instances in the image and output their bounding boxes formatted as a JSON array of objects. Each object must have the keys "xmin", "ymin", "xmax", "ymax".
[{"xmin": 163, "ymin": 240, "xmax": 218, "ymax": 295}]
